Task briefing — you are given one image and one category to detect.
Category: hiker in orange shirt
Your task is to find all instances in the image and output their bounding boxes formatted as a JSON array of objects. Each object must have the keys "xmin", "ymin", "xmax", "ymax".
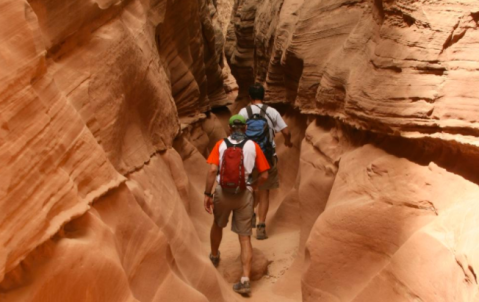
[{"xmin": 204, "ymin": 114, "xmax": 270, "ymax": 295}]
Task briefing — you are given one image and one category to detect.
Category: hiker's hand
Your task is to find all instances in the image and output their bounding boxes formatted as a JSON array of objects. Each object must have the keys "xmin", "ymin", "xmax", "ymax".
[
  {"xmin": 204, "ymin": 196, "xmax": 214, "ymax": 214},
  {"xmin": 284, "ymin": 140, "xmax": 293, "ymax": 148}
]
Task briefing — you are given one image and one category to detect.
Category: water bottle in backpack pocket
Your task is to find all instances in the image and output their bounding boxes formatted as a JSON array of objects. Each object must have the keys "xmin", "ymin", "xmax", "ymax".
[{"xmin": 219, "ymin": 138, "xmax": 248, "ymax": 194}]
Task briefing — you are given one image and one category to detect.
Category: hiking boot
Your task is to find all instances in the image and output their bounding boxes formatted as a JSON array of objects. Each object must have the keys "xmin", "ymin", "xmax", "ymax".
[
  {"xmin": 209, "ymin": 251, "xmax": 220, "ymax": 267},
  {"xmin": 233, "ymin": 280, "xmax": 251, "ymax": 295},
  {"xmin": 252, "ymin": 213, "xmax": 257, "ymax": 228},
  {"xmin": 256, "ymin": 223, "xmax": 268, "ymax": 240}
]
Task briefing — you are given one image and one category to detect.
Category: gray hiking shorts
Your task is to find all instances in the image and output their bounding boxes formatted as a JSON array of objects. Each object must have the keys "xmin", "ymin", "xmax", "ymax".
[{"xmin": 213, "ymin": 186, "xmax": 254, "ymax": 236}]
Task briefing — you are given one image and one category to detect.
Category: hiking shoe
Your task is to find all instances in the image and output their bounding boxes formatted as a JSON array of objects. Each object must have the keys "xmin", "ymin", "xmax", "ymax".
[
  {"xmin": 256, "ymin": 223, "xmax": 268, "ymax": 240},
  {"xmin": 233, "ymin": 280, "xmax": 251, "ymax": 295},
  {"xmin": 209, "ymin": 251, "xmax": 220, "ymax": 267},
  {"xmin": 252, "ymin": 213, "xmax": 257, "ymax": 228}
]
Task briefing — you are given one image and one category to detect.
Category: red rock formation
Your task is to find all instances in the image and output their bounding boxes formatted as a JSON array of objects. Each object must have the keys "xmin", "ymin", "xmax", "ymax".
[
  {"xmin": 216, "ymin": 0, "xmax": 239, "ymax": 94},
  {"xmin": 226, "ymin": 0, "xmax": 479, "ymax": 300},
  {"xmin": 4, "ymin": 0, "xmax": 479, "ymax": 301},
  {"xmin": 229, "ymin": 0, "xmax": 479, "ymax": 144},
  {"xmin": 156, "ymin": 0, "xmax": 229, "ymax": 116},
  {"xmin": 0, "ymin": 0, "xmax": 237, "ymax": 301},
  {"xmin": 225, "ymin": 0, "xmax": 258, "ymax": 98},
  {"xmin": 302, "ymin": 132, "xmax": 479, "ymax": 301}
]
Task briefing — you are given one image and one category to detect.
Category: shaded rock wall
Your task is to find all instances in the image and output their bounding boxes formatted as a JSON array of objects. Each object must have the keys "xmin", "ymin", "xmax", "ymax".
[
  {"xmin": 156, "ymin": 0, "xmax": 229, "ymax": 115},
  {"xmin": 216, "ymin": 0, "xmax": 239, "ymax": 93},
  {"xmin": 0, "ymin": 0, "xmax": 237, "ymax": 301}
]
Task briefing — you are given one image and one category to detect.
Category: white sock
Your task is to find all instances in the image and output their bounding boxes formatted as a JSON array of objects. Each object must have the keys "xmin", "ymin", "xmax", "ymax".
[{"xmin": 241, "ymin": 276, "xmax": 250, "ymax": 284}]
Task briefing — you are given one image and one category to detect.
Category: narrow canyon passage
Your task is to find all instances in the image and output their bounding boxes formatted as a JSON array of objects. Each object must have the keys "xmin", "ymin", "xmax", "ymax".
[
  {"xmin": 193, "ymin": 108, "xmax": 307, "ymax": 302},
  {"xmin": 2, "ymin": 0, "xmax": 479, "ymax": 301}
]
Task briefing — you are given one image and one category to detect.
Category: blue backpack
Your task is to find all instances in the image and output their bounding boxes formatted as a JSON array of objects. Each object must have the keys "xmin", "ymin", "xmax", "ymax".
[{"xmin": 245, "ymin": 105, "xmax": 275, "ymax": 165}]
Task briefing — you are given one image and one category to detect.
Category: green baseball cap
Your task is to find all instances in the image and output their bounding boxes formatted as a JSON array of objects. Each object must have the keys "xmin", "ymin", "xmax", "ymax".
[{"xmin": 229, "ymin": 114, "xmax": 246, "ymax": 125}]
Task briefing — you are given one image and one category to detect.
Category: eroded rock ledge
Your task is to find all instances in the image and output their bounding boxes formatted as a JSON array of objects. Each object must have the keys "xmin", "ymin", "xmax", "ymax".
[
  {"xmin": 298, "ymin": 117, "xmax": 479, "ymax": 301},
  {"xmin": 227, "ymin": 0, "xmax": 479, "ymax": 147}
]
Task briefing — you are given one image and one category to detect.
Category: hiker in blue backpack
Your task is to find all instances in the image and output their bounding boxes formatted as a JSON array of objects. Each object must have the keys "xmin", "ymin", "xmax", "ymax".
[{"xmin": 239, "ymin": 83, "xmax": 292, "ymax": 240}]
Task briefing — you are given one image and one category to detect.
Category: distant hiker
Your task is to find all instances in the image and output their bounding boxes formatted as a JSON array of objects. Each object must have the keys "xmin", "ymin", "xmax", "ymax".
[
  {"xmin": 204, "ymin": 114, "xmax": 270, "ymax": 295},
  {"xmin": 239, "ymin": 83, "xmax": 292, "ymax": 240}
]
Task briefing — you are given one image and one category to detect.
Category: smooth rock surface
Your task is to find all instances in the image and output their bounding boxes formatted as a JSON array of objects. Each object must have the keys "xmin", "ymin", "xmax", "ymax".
[{"xmin": 303, "ymin": 142, "xmax": 479, "ymax": 302}]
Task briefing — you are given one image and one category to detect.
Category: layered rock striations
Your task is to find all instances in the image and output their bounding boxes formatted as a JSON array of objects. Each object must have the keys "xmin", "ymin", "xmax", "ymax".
[
  {"xmin": 0, "ymin": 0, "xmax": 237, "ymax": 301},
  {"xmin": 225, "ymin": 0, "xmax": 258, "ymax": 98},
  {"xmin": 216, "ymin": 0, "xmax": 239, "ymax": 94},
  {"xmin": 4, "ymin": 0, "xmax": 479, "ymax": 301},
  {"xmin": 300, "ymin": 120, "xmax": 479, "ymax": 301},
  {"xmin": 226, "ymin": 0, "xmax": 479, "ymax": 301},
  {"xmin": 228, "ymin": 0, "xmax": 479, "ymax": 146},
  {"xmin": 157, "ymin": 0, "xmax": 229, "ymax": 116}
]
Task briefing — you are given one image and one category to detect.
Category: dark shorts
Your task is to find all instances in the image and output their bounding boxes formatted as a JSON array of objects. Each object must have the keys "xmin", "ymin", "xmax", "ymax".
[
  {"xmin": 251, "ymin": 156, "xmax": 279, "ymax": 190},
  {"xmin": 213, "ymin": 186, "xmax": 254, "ymax": 236}
]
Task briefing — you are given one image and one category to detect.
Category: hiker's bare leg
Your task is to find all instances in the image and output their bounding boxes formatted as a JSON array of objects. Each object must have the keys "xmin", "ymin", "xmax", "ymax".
[
  {"xmin": 210, "ymin": 222, "xmax": 223, "ymax": 256},
  {"xmin": 239, "ymin": 234, "xmax": 253, "ymax": 278},
  {"xmin": 253, "ymin": 191, "xmax": 259, "ymax": 208},
  {"xmin": 258, "ymin": 189, "xmax": 270, "ymax": 223}
]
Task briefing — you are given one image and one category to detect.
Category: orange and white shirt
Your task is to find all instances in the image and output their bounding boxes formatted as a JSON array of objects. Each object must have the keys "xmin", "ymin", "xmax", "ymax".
[{"xmin": 207, "ymin": 137, "xmax": 270, "ymax": 191}]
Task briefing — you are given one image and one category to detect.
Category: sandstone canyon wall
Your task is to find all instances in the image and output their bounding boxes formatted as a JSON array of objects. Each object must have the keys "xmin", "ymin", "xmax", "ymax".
[
  {"xmin": 3, "ymin": 0, "xmax": 479, "ymax": 301},
  {"xmin": 229, "ymin": 0, "xmax": 479, "ymax": 143},
  {"xmin": 227, "ymin": 0, "xmax": 479, "ymax": 301},
  {"xmin": 0, "ymin": 0, "xmax": 238, "ymax": 301}
]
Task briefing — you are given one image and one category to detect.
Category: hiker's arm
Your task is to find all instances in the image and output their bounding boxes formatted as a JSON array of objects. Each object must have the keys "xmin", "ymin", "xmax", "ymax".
[
  {"xmin": 252, "ymin": 141, "xmax": 271, "ymax": 191},
  {"xmin": 251, "ymin": 170, "xmax": 269, "ymax": 191},
  {"xmin": 281, "ymin": 127, "xmax": 292, "ymax": 148},
  {"xmin": 205, "ymin": 164, "xmax": 218, "ymax": 193},
  {"xmin": 257, "ymin": 170, "xmax": 269, "ymax": 188},
  {"xmin": 204, "ymin": 164, "xmax": 218, "ymax": 214}
]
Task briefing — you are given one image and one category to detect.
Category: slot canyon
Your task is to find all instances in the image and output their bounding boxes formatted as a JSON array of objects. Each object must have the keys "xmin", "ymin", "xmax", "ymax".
[{"xmin": 1, "ymin": 0, "xmax": 479, "ymax": 301}]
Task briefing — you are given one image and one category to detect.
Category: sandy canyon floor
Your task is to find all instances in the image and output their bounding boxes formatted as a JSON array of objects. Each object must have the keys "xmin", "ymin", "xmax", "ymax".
[{"xmin": 199, "ymin": 190, "xmax": 302, "ymax": 302}]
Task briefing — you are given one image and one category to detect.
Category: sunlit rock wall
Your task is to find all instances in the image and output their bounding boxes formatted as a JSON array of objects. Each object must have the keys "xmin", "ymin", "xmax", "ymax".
[
  {"xmin": 228, "ymin": 0, "xmax": 479, "ymax": 146},
  {"xmin": 300, "ymin": 120, "xmax": 479, "ymax": 302},
  {"xmin": 227, "ymin": 0, "xmax": 479, "ymax": 301},
  {"xmin": 0, "ymin": 0, "xmax": 236, "ymax": 301}
]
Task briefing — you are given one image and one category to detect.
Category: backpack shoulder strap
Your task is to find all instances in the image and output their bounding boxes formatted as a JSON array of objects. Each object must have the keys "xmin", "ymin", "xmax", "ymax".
[
  {"xmin": 254, "ymin": 104, "xmax": 274, "ymax": 125},
  {"xmin": 246, "ymin": 106, "xmax": 253, "ymax": 119},
  {"xmin": 255, "ymin": 104, "xmax": 266, "ymax": 117},
  {"xmin": 238, "ymin": 139, "xmax": 249, "ymax": 149},
  {"xmin": 224, "ymin": 138, "xmax": 233, "ymax": 148}
]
